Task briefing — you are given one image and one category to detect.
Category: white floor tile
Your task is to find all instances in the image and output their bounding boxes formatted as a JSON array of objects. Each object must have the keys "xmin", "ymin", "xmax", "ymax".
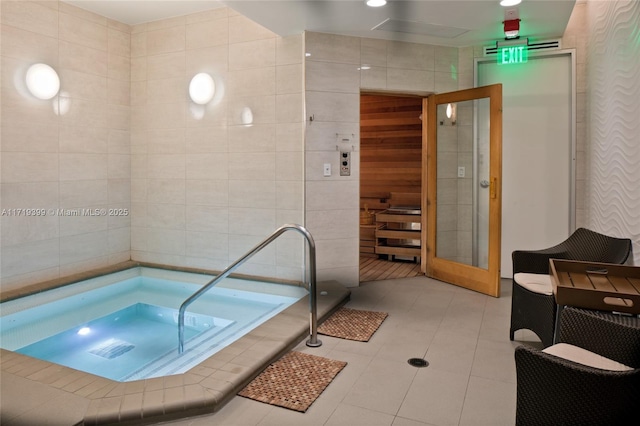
[
  {"xmin": 458, "ymin": 376, "xmax": 516, "ymax": 426},
  {"xmin": 341, "ymin": 357, "xmax": 417, "ymax": 415},
  {"xmin": 324, "ymin": 403, "xmax": 395, "ymax": 426},
  {"xmin": 397, "ymin": 367, "xmax": 469, "ymax": 426},
  {"xmin": 160, "ymin": 277, "xmax": 520, "ymax": 426}
]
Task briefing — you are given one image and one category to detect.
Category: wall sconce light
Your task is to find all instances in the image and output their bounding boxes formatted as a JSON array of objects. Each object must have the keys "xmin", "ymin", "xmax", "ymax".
[
  {"xmin": 189, "ymin": 72, "xmax": 215, "ymax": 105},
  {"xmin": 25, "ymin": 63, "xmax": 60, "ymax": 100}
]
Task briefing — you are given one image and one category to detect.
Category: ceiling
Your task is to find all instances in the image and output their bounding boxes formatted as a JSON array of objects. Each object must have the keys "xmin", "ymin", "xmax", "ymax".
[{"xmin": 64, "ymin": 0, "xmax": 576, "ymax": 47}]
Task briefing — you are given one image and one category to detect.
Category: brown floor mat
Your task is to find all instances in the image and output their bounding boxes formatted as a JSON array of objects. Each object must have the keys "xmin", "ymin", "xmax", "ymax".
[
  {"xmin": 318, "ymin": 307, "xmax": 388, "ymax": 342},
  {"xmin": 238, "ymin": 351, "xmax": 347, "ymax": 412}
]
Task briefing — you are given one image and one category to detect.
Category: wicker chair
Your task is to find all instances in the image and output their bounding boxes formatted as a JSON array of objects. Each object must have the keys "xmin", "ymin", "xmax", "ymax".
[
  {"xmin": 557, "ymin": 307, "xmax": 640, "ymax": 368},
  {"xmin": 514, "ymin": 307, "xmax": 640, "ymax": 426},
  {"xmin": 509, "ymin": 228, "xmax": 632, "ymax": 347}
]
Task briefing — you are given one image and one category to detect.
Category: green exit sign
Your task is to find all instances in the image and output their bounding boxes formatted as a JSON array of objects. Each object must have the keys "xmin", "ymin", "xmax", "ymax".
[{"xmin": 499, "ymin": 46, "xmax": 528, "ymax": 64}]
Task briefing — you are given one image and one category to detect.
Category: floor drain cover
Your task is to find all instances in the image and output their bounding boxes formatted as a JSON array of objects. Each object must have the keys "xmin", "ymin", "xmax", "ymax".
[{"xmin": 408, "ymin": 358, "xmax": 429, "ymax": 368}]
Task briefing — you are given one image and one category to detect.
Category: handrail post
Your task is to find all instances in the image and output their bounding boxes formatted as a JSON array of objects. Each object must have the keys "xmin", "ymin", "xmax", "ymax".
[
  {"xmin": 302, "ymin": 227, "xmax": 321, "ymax": 347},
  {"xmin": 178, "ymin": 224, "xmax": 321, "ymax": 353}
]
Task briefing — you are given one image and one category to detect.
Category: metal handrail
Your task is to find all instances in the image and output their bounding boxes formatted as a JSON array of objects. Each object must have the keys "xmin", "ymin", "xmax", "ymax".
[{"xmin": 178, "ymin": 224, "xmax": 322, "ymax": 353}]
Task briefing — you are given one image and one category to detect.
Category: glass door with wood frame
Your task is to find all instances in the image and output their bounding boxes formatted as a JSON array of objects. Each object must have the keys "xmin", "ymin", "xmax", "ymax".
[{"xmin": 421, "ymin": 84, "xmax": 502, "ymax": 297}]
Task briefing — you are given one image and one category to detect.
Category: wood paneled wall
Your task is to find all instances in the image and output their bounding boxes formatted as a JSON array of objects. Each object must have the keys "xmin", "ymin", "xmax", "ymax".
[{"xmin": 360, "ymin": 94, "xmax": 423, "ymax": 209}]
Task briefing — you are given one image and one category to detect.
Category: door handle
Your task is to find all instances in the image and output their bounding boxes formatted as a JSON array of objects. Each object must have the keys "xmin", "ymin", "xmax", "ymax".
[
  {"xmin": 490, "ymin": 177, "xmax": 497, "ymax": 199},
  {"xmin": 480, "ymin": 180, "xmax": 490, "ymax": 188}
]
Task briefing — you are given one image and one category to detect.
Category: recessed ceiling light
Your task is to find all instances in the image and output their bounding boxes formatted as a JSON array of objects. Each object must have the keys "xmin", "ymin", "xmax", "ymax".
[
  {"xmin": 367, "ymin": 0, "xmax": 387, "ymax": 7},
  {"xmin": 500, "ymin": 0, "xmax": 522, "ymax": 6}
]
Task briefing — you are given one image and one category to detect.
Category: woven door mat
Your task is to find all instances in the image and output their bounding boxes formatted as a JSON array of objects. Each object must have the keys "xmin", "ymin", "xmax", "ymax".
[
  {"xmin": 238, "ymin": 351, "xmax": 347, "ymax": 412},
  {"xmin": 318, "ymin": 307, "xmax": 388, "ymax": 342}
]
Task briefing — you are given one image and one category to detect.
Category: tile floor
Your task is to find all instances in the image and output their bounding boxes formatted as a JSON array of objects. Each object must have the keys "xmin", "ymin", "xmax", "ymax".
[{"xmin": 159, "ymin": 276, "xmax": 542, "ymax": 426}]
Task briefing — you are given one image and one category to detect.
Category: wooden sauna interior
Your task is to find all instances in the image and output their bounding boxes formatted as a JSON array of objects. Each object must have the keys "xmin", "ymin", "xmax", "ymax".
[{"xmin": 359, "ymin": 93, "xmax": 424, "ymax": 281}]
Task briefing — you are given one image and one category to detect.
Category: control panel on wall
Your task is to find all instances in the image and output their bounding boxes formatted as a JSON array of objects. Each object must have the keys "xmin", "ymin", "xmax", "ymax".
[{"xmin": 340, "ymin": 151, "xmax": 350, "ymax": 176}]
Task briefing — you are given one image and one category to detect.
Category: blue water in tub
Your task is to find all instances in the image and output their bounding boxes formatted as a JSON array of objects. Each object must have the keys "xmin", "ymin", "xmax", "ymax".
[{"xmin": 0, "ymin": 268, "xmax": 306, "ymax": 381}]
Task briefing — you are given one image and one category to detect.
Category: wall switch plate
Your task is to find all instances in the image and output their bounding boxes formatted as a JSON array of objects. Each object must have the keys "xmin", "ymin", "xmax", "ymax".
[
  {"xmin": 323, "ymin": 163, "xmax": 331, "ymax": 177},
  {"xmin": 340, "ymin": 151, "xmax": 350, "ymax": 176},
  {"xmin": 458, "ymin": 166, "xmax": 466, "ymax": 178}
]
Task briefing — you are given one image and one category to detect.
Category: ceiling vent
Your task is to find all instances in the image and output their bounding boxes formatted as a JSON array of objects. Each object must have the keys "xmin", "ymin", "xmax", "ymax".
[
  {"xmin": 373, "ymin": 18, "xmax": 469, "ymax": 38},
  {"xmin": 484, "ymin": 39, "xmax": 561, "ymax": 56}
]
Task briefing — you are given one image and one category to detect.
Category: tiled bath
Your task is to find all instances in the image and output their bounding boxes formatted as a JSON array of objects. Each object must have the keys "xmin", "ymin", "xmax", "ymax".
[{"xmin": 0, "ymin": 263, "xmax": 350, "ymax": 425}]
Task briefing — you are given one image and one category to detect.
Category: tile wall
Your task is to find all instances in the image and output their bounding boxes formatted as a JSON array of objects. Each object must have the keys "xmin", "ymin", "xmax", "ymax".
[
  {"xmin": 0, "ymin": 2, "xmax": 307, "ymax": 292},
  {"xmin": 304, "ymin": 32, "xmax": 474, "ymax": 286},
  {"xmin": 559, "ymin": 0, "xmax": 639, "ymax": 263},
  {"xmin": 1, "ymin": 1, "xmax": 131, "ymax": 291},
  {"xmin": 129, "ymin": 8, "xmax": 306, "ymax": 280},
  {"xmin": 561, "ymin": 1, "xmax": 588, "ymax": 231},
  {"xmin": 4, "ymin": 1, "xmax": 623, "ymax": 293},
  {"xmin": 582, "ymin": 0, "xmax": 640, "ymax": 264}
]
